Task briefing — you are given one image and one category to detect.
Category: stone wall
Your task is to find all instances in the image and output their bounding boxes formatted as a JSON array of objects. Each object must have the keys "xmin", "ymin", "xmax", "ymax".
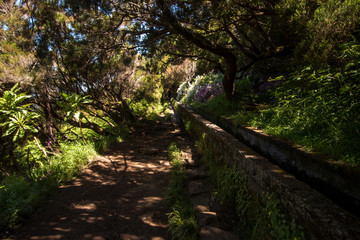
[
  {"xmin": 175, "ymin": 103, "xmax": 360, "ymax": 240},
  {"xmin": 189, "ymin": 105, "xmax": 360, "ymax": 217}
]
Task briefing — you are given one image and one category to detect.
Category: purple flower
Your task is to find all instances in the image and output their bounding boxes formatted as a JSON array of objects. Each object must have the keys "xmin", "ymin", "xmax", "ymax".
[{"xmin": 194, "ymin": 82, "xmax": 224, "ymax": 103}]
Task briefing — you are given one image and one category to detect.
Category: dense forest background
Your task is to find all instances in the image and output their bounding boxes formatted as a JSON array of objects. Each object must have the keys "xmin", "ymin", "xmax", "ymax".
[{"xmin": 0, "ymin": 0, "xmax": 360, "ymax": 235}]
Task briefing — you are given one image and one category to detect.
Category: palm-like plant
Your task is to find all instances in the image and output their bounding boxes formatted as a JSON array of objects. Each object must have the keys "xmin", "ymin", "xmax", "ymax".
[
  {"xmin": 0, "ymin": 84, "xmax": 38, "ymax": 141},
  {"xmin": 58, "ymin": 93, "xmax": 93, "ymax": 139},
  {"xmin": 0, "ymin": 84, "xmax": 47, "ymax": 173},
  {"xmin": 1, "ymin": 110, "xmax": 39, "ymax": 142},
  {"xmin": 0, "ymin": 84, "xmax": 31, "ymax": 115},
  {"xmin": 0, "ymin": 109, "xmax": 46, "ymax": 157}
]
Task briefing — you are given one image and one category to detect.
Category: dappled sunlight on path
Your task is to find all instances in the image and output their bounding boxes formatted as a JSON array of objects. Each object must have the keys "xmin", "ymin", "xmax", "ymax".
[{"xmin": 11, "ymin": 120, "xmax": 188, "ymax": 240}]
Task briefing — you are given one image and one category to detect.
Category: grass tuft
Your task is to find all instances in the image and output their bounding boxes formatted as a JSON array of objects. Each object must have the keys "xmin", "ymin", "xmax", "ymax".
[{"xmin": 165, "ymin": 143, "xmax": 199, "ymax": 240}]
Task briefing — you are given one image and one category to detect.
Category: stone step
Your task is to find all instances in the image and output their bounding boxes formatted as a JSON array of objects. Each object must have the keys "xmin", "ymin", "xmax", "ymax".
[
  {"xmin": 191, "ymin": 194, "xmax": 211, "ymax": 212},
  {"xmin": 186, "ymin": 168, "xmax": 208, "ymax": 180},
  {"xmin": 198, "ymin": 211, "xmax": 219, "ymax": 227},
  {"xmin": 200, "ymin": 225, "xmax": 240, "ymax": 240},
  {"xmin": 188, "ymin": 180, "xmax": 209, "ymax": 195}
]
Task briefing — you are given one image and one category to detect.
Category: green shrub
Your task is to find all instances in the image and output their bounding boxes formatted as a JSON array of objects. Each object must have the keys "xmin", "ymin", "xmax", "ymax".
[
  {"xmin": 192, "ymin": 41, "xmax": 360, "ymax": 166},
  {"xmin": 0, "ymin": 140, "xmax": 98, "ymax": 236},
  {"xmin": 45, "ymin": 141, "xmax": 97, "ymax": 183},
  {"xmin": 298, "ymin": 0, "xmax": 360, "ymax": 66},
  {"xmin": 133, "ymin": 75, "xmax": 164, "ymax": 104},
  {"xmin": 129, "ymin": 99, "xmax": 171, "ymax": 121},
  {"xmin": 0, "ymin": 176, "xmax": 56, "ymax": 235}
]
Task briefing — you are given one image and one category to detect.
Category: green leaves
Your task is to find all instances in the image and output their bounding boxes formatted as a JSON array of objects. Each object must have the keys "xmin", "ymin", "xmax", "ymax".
[
  {"xmin": 0, "ymin": 84, "xmax": 38, "ymax": 143},
  {"xmin": 58, "ymin": 93, "xmax": 93, "ymax": 121},
  {"xmin": 1, "ymin": 111, "xmax": 39, "ymax": 142},
  {"xmin": 0, "ymin": 84, "xmax": 31, "ymax": 115},
  {"xmin": 57, "ymin": 93, "xmax": 93, "ymax": 138}
]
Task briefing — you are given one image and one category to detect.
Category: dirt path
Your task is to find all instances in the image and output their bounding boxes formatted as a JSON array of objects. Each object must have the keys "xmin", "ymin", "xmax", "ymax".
[{"xmin": 10, "ymin": 120, "xmax": 188, "ymax": 240}]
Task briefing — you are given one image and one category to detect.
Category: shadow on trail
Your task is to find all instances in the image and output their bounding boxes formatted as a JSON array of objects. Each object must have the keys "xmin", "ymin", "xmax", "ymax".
[{"xmin": 11, "ymin": 121, "xmax": 188, "ymax": 240}]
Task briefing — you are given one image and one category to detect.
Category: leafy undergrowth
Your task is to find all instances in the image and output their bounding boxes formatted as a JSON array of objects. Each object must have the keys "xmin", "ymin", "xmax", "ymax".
[
  {"xmin": 188, "ymin": 42, "xmax": 360, "ymax": 167},
  {"xmin": 193, "ymin": 79, "xmax": 360, "ymax": 167},
  {"xmin": 0, "ymin": 128, "xmax": 127, "ymax": 237},
  {"xmin": 178, "ymin": 41, "xmax": 360, "ymax": 167},
  {"xmin": 165, "ymin": 143, "xmax": 199, "ymax": 240}
]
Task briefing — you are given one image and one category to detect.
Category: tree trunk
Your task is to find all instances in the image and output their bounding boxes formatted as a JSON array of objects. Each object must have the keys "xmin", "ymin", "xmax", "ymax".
[
  {"xmin": 222, "ymin": 54, "xmax": 238, "ymax": 99},
  {"xmin": 79, "ymin": 120, "xmax": 84, "ymax": 139},
  {"xmin": 121, "ymin": 100, "xmax": 135, "ymax": 122},
  {"xmin": 156, "ymin": 0, "xmax": 240, "ymax": 99},
  {"xmin": 38, "ymin": 85, "xmax": 57, "ymax": 146}
]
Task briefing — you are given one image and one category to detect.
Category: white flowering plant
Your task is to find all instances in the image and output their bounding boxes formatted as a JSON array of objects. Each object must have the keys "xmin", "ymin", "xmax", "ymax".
[
  {"xmin": 176, "ymin": 81, "xmax": 190, "ymax": 101},
  {"xmin": 177, "ymin": 72, "xmax": 224, "ymax": 104}
]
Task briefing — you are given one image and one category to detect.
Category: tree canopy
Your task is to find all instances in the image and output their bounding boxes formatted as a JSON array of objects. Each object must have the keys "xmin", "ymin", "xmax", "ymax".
[{"xmin": 0, "ymin": 0, "xmax": 359, "ymax": 174}]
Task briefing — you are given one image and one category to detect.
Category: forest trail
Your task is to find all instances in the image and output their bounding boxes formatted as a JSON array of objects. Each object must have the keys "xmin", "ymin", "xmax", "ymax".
[{"xmin": 10, "ymin": 119, "xmax": 189, "ymax": 240}]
